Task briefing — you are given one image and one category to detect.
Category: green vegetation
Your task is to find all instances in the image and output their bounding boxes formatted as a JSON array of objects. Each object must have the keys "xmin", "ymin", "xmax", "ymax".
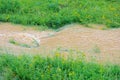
[
  {"xmin": 0, "ymin": 53, "xmax": 120, "ymax": 80},
  {"xmin": 92, "ymin": 45, "xmax": 101, "ymax": 54},
  {"xmin": 0, "ymin": 0, "xmax": 120, "ymax": 28},
  {"xmin": 9, "ymin": 38, "xmax": 32, "ymax": 48},
  {"xmin": 0, "ymin": 0, "xmax": 120, "ymax": 80},
  {"xmin": 9, "ymin": 38, "xmax": 39, "ymax": 48}
]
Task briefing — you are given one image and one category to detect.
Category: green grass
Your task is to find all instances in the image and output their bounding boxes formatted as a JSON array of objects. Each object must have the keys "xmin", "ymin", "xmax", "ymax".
[
  {"xmin": 9, "ymin": 38, "xmax": 39, "ymax": 48},
  {"xmin": 0, "ymin": 0, "xmax": 120, "ymax": 28},
  {"xmin": 0, "ymin": 53, "xmax": 120, "ymax": 80},
  {"xmin": 9, "ymin": 38, "xmax": 32, "ymax": 48},
  {"xmin": 92, "ymin": 45, "xmax": 101, "ymax": 54}
]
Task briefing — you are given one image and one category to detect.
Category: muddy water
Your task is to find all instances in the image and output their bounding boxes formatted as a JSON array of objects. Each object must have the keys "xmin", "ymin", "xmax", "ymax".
[{"xmin": 0, "ymin": 23, "xmax": 120, "ymax": 64}]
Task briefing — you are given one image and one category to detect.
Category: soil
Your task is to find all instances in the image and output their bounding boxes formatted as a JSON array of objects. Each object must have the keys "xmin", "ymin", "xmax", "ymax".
[{"xmin": 0, "ymin": 23, "xmax": 120, "ymax": 64}]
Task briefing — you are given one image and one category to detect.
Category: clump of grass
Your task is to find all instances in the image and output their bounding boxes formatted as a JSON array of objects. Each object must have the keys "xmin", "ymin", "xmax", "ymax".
[
  {"xmin": 92, "ymin": 45, "xmax": 101, "ymax": 54},
  {"xmin": 9, "ymin": 38, "xmax": 19, "ymax": 45},
  {"xmin": 0, "ymin": 0, "xmax": 120, "ymax": 28},
  {"xmin": 9, "ymin": 38, "xmax": 38, "ymax": 48},
  {"xmin": 0, "ymin": 52, "xmax": 120, "ymax": 80}
]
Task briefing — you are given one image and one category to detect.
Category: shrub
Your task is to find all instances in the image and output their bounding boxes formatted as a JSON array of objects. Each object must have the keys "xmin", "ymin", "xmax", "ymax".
[
  {"xmin": 0, "ymin": 53, "xmax": 120, "ymax": 80},
  {"xmin": 0, "ymin": 0, "xmax": 20, "ymax": 14},
  {"xmin": 0, "ymin": 0, "xmax": 120, "ymax": 28}
]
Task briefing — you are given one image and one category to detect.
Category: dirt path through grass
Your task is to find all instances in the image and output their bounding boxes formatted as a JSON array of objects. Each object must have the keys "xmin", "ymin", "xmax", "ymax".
[{"xmin": 0, "ymin": 23, "xmax": 120, "ymax": 64}]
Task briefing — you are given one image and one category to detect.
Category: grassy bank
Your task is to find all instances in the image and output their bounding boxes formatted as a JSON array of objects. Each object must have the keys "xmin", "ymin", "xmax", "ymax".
[
  {"xmin": 0, "ymin": 0, "xmax": 120, "ymax": 28},
  {"xmin": 0, "ymin": 53, "xmax": 120, "ymax": 80}
]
